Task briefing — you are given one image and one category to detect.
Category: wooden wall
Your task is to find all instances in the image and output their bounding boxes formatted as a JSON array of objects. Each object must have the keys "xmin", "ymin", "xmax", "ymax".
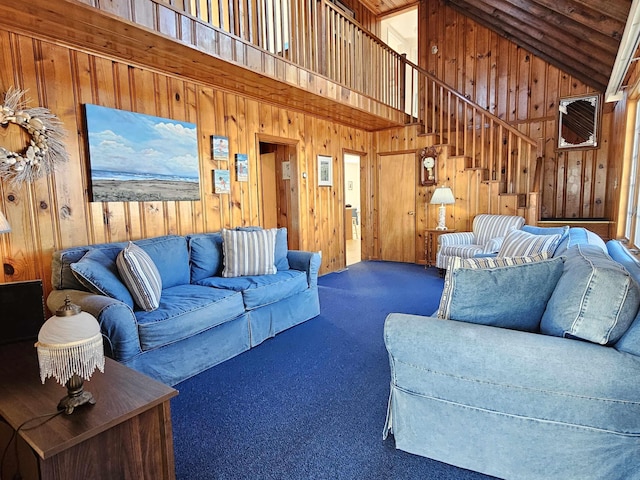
[
  {"xmin": 420, "ymin": 0, "xmax": 611, "ymax": 221},
  {"xmin": 0, "ymin": 29, "xmax": 372, "ymax": 293}
]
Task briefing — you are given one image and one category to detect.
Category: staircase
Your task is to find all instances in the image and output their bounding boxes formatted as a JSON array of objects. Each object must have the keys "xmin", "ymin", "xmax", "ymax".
[{"xmin": 417, "ymin": 69, "xmax": 541, "ymax": 231}]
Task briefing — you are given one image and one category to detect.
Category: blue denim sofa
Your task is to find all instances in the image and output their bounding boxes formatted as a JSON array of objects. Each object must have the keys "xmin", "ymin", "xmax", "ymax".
[
  {"xmin": 384, "ymin": 228, "xmax": 640, "ymax": 480},
  {"xmin": 47, "ymin": 230, "xmax": 321, "ymax": 386}
]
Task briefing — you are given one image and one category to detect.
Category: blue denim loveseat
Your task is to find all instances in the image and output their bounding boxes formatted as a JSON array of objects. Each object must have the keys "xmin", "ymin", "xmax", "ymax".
[
  {"xmin": 47, "ymin": 229, "xmax": 320, "ymax": 386},
  {"xmin": 384, "ymin": 228, "xmax": 640, "ymax": 480}
]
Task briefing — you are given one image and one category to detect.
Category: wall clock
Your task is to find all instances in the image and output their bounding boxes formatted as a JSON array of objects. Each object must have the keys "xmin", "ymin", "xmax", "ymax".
[{"xmin": 418, "ymin": 146, "xmax": 438, "ymax": 186}]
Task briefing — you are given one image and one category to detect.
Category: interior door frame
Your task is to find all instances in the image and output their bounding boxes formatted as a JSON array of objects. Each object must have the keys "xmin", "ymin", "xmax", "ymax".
[{"xmin": 255, "ymin": 134, "xmax": 300, "ymax": 249}]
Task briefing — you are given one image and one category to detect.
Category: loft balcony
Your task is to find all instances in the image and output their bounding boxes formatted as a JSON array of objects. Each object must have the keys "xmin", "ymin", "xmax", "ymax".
[{"xmin": 0, "ymin": 0, "xmax": 408, "ymax": 131}]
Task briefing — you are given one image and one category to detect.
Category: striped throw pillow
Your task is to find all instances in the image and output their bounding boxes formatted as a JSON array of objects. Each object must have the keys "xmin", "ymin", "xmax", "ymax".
[
  {"xmin": 438, "ymin": 252, "xmax": 550, "ymax": 319},
  {"xmin": 497, "ymin": 228, "xmax": 562, "ymax": 258},
  {"xmin": 116, "ymin": 242, "xmax": 162, "ymax": 312},
  {"xmin": 221, "ymin": 228, "xmax": 277, "ymax": 277}
]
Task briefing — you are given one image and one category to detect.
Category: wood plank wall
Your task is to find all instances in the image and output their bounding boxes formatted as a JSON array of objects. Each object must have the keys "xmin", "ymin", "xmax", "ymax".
[
  {"xmin": 0, "ymin": 29, "xmax": 372, "ymax": 293},
  {"xmin": 421, "ymin": 0, "xmax": 611, "ymax": 221}
]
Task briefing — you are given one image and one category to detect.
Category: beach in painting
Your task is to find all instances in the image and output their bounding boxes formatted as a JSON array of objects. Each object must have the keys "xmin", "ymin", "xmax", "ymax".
[{"xmin": 91, "ymin": 179, "xmax": 200, "ymax": 202}]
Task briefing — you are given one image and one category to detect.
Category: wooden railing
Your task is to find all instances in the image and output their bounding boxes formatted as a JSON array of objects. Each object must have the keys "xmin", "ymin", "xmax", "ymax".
[{"xmin": 138, "ymin": 0, "xmax": 538, "ymax": 195}]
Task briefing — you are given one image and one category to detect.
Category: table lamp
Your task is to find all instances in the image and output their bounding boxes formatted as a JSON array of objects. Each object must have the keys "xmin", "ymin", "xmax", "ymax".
[
  {"xmin": 430, "ymin": 186, "xmax": 455, "ymax": 230},
  {"xmin": 0, "ymin": 210, "xmax": 10, "ymax": 233},
  {"xmin": 35, "ymin": 297, "xmax": 104, "ymax": 414}
]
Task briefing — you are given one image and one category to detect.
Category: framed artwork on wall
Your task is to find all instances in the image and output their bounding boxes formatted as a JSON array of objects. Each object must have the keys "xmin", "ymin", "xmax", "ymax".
[
  {"xmin": 211, "ymin": 135, "xmax": 229, "ymax": 160},
  {"xmin": 318, "ymin": 155, "xmax": 333, "ymax": 187},
  {"xmin": 235, "ymin": 153, "xmax": 248, "ymax": 181},
  {"xmin": 84, "ymin": 104, "xmax": 200, "ymax": 202},
  {"xmin": 213, "ymin": 169, "xmax": 230, "ymax": 194}
]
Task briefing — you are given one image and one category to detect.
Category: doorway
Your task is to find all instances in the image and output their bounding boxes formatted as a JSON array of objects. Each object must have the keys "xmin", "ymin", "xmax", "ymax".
[
  {"xmin": 344, "ymin": 153, "xmax": 361, "ymax": 266},
  {"xmin": 259, "ymin": 140, "xmax": 299, "ymax": 249},
  {"xmin": 378, "ymin": 153, "xmax": 416, "ymax": 262}
]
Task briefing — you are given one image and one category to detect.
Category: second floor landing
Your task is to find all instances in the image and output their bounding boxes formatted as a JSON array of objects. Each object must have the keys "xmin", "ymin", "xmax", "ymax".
[{"xmin": 0, "ymin": 0, "xmax": 407, "ymax": 131}]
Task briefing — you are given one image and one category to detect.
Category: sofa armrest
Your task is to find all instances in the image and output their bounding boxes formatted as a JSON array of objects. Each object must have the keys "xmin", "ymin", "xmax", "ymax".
[
  {"xmin": 287, "ymin": 250, "xmax": 321, "ymax": 288},
  {"xmin": 47, "ymin": 289, "xmax": 142, "ymax": 362},
  {"xmin": 438, "ymin": 232, "xmax": 475, "ymax": 247},
  {"xmin": 384, "ymin": 313, "xmax": 640, "ymax": 408}
]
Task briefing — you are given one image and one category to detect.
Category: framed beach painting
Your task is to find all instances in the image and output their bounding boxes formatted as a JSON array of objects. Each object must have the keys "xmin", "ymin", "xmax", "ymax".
[
  {"xmin": 211, "ymin": 135, "xmax": 229, "ymax": 160},
  {"xmin": 213, "ymin": 169, "xmax": 231, "ymax": 194},
  {"xmin": 235, "ymin": 153, "xmax": 248, "ymax": 181},
  {"xmin": 318, "ymin": 155, "xmax": 333, "ymax": 187},
  {"xmin": 84, "ymin": 104, "xmax": 200, "ymax": 202}
]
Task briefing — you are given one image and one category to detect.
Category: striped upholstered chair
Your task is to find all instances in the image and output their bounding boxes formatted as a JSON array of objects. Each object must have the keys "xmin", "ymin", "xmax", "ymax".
[{"xmin": 435, "ymin": 214, "xmax": 525, "ymax": 269}]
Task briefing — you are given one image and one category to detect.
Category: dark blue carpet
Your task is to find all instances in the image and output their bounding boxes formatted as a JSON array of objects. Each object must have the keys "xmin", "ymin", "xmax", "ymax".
[{"xmin": 171, "ymin": 261, "xmax": 495, "ymax": 479}]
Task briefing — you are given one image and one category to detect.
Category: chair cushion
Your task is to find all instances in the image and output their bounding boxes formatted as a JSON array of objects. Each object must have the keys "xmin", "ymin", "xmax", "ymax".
[
  {"xmin": 195, "ymin": 269, "xmax": 308, "ymax": 310},
  {"xmin": 221, "ymin": 228, "xmax": 278, "ymax": 277},
  {"xmin": 117, "ymin": 242, "xmax": 162, "ymax": 312},
  {"xmin": 540, "ymin": 244, "xmax": 640, "ymax": 345},
  {"xmin": 438, "ymin": 244, "xmax": 485, "ymax": 259},
  {"xmin": 438, "ymin": 253, "xmax": 564, "ymax": 332},
  {"xmin": 70, "ymin": 249, "xmax": 134, "ymax": 308},
  {"xmin": 135, "ymin": 284, "xmax": 245, "ymax": 351},
  {"xmin": 497, "ymin": 228, "xmax": 563, "ymax": 257}
]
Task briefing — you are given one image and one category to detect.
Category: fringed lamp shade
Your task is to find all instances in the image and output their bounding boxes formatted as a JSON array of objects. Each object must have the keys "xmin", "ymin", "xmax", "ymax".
[{"xmin": 35, "ymin": 297, "xmax": 104, "ymax": 414}]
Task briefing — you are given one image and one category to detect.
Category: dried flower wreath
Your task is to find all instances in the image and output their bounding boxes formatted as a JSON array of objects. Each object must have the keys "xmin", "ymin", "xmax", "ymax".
[{"xmin": 0, "ymin": 87, "xmax": 69, "ymax": 184}]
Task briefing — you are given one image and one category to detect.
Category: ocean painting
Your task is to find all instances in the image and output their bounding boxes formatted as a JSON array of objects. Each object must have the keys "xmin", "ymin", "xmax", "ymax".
[{"xmin": 85, "ymin": 104, "xmax": 200, "ymax": 202}]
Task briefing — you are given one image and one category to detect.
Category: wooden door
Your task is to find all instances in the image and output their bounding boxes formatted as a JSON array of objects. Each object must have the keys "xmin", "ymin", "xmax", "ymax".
[
  {"xmin": 260, "ymin": 152, "xmax": 278, "ymax": 228},
  {"xmin": 379, "ymin": 153, "xmax": 416, "ymax": 262}
]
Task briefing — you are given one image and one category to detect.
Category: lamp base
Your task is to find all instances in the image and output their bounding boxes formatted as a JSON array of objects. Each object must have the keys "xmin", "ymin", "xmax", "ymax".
[
  {"xmin": 435, "ymin": 204, "xmax": 449, "ymax": 231},
  {"xmin": 58, "ymin": 374, "xmax": 96, "ymax": 414}
]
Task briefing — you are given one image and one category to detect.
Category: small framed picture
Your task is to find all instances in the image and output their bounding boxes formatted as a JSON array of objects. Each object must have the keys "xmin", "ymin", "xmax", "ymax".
[
  {"xmin": 235, "ymin": 153, "xmax": 248, "ymax": 181},
  {"xmin": 211, "ymin": 135, "xmax": 229, "ymax": 160},
  {"xmin": 318, "ymin": 155, "xmax": 333, "ymax": 187},
  {"xmin": 213, "ymin": 169, "xmax": 230, "ymax": 194}
]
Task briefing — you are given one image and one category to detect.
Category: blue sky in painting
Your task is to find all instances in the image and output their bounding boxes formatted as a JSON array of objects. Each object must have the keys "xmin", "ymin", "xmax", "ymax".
[{"xmin": 85, "ymin": 104, "xmax": 199, "ymax": 181}]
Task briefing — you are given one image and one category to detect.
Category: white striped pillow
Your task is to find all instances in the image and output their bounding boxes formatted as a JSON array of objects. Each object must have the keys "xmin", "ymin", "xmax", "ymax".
[
  {"xmin": 497, "ymin": 228, "xmax": 562, "ymax": 258},
  {"xmin": 116, "ymin": 242, "xmax": 162, "ymax": 312},
  {"xmin": 221, "ymin": 228, "xmax": 277, "ymax": 277}
]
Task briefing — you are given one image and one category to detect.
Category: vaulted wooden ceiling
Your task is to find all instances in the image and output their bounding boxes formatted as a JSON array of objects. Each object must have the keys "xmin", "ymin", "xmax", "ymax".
[{"xmin": 364, "ymin": 0, "xmax": 632, "ymax": 93}]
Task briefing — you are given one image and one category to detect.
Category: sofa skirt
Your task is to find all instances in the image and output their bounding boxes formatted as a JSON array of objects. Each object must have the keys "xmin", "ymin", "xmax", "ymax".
[{"xmin": 385, "ymin": 385, "xmax": 640, "ymax": 480}]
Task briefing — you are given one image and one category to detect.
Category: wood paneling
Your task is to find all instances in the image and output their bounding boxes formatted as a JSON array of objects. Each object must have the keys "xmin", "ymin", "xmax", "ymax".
[
  {"xmin": 423, "ymin": 1, "xmax": 611, "ymax": 221},
  {"xmin": 0, "ymin": 30, "xmax": 372, "ymax": 290}
]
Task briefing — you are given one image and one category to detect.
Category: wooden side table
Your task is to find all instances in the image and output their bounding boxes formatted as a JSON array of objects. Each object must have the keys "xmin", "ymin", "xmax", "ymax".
[
  {"xmin": 0, "ymin": 342, "xmax": 178, "ymax": 480},
  {"xmin": 425, "ymin": 229, "xmax": 455, "ymax": 268}
]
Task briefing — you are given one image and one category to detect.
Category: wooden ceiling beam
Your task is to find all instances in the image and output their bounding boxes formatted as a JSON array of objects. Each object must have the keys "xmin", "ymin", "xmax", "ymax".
[
  {"xmin": 569, "ymin": 0, "xmax": 632, "ymax": 24},
  {"xmin": 527, "ymin": 0, "xmax": 628, "ymax": 40},
  {"xmin": 445, "ymin": 0, "xmax": 618, "ymax": 64},
  {"xmin": 445, "ymin": 0, "xmax": 610, "ymax": 91}
]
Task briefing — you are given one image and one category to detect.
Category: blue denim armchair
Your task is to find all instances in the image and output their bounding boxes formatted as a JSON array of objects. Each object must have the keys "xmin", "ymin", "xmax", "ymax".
[{"xmin": 384, "ymin": 233, "xmax": 640, "ymax": 480}]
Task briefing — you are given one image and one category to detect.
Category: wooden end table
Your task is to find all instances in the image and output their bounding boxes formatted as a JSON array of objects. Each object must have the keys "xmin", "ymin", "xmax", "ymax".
[
  {"xmin": 0, "ymin": 341, "xmax": 178, "ymax": 480},
  {"xmin": 425, "ymin": 228, "xmax": 455, "ymax": 268}
]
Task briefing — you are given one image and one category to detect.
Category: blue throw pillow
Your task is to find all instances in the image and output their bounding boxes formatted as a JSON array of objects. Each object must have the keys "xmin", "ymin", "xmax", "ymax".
[
  {"xmin": 438, "ymin": 254, "xmax": 564, "ymax": 332},
  {"xmin": 540, "ymin": 244, "xmax": 640, "ymax": 345},
  {"xmin": 70, "ymin": 249, "xmax": 135, "ymax": 308},
  {"xmin": 188, "ymin": 233, "xmax": 225, "ymax": 282}
]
